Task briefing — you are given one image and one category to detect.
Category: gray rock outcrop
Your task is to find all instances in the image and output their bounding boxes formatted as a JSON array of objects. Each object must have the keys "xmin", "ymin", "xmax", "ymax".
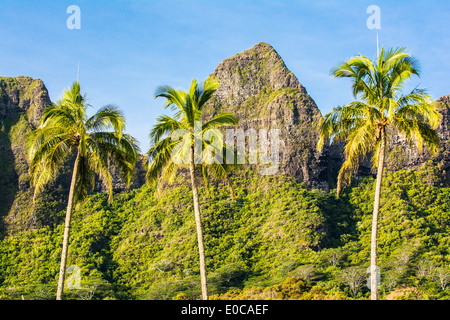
[{"xmin": 204, "ymin": 42, "xmax": 329, "ymax": 189}]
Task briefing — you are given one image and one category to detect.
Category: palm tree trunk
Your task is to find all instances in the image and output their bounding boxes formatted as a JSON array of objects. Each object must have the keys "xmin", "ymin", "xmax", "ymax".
[
  {"xmin": 370, "ymin": 129, "xmax": 386, "ymax": 300},
  {"xmin": 56, "ymin": 151, "xmax": 81, "ymax": 300},
  {"xmin": 189, "ymin": 143, "xmax": 208, "ymax": 300}
]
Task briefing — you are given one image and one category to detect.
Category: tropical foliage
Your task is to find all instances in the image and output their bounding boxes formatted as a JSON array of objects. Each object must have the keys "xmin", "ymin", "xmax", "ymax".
[{"xmin": 1, "ymin": 164, "xmax": 450, "ymax": 300}]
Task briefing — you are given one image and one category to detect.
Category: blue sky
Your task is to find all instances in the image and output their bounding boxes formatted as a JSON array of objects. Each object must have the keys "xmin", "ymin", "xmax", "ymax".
[{"xmin": 1, "ymin": 0, "xmax": 449, "ymax": 151}]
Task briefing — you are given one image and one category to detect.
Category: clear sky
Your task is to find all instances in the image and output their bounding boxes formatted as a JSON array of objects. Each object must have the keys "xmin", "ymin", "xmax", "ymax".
[{"xmin": 1, "ymin": 0, "xmax": 449, "ymax": 151}]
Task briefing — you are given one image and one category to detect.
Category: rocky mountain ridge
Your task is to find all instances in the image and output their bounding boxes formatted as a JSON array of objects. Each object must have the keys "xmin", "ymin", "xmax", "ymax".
[
  {"xmin": 204, "ymin": 42, "xmax": 329, "ymax": 189},
  {"xmin": 0, "ymin": 43, "xmax": 449, "ymax": 234}
]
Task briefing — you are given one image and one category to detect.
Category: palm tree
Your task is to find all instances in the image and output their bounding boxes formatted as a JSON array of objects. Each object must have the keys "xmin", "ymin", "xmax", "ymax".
[
  {"xmin": 26, "ymin": 82, "xmax": 140, "ymax": 300},
  {"xmin": 146, "ymin": 78, "xmax": 239, "ymax": 300},
  {"xmin": 317, "ymin": 47, "xmax": 441, "ymax": 300}
]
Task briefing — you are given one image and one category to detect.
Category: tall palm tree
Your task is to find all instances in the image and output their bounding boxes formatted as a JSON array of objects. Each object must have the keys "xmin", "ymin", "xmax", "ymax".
[
  {"xmin": 26, "ymin": 82, "xmax": 140, "ymax": 300},
  {"xmin": 146, "ymin": 78, "xmax": 239, "ymax": 300},
  {"xmin": 317, "ymin": 47, "xmax": 441, "ymax": 300}
]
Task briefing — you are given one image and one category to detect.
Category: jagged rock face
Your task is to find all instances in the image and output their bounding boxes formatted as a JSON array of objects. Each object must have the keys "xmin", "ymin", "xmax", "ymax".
[
  {"xmin": 0, "ymin": 77, "xmax": 55, "ymax": 233},
  {"xmin": 0, "ymin": 76, "xmax": 50, "ymax": 190},
  {"xmin": 0, "ymin": 76, "xmax": 49, "ymax": 127},
  {"xmin": 204, "ymin": 42, "xmax": 329, "ymax": 189},
  {"xmin": 386, "ymin": 95, "xmax": 450, "ymax": 174}
]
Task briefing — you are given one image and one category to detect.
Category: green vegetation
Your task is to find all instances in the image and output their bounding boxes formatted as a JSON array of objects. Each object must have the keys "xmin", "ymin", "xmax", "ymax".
[{"xmin": 0, "ymin": 164, "xmax": 449, "ymax": 300}]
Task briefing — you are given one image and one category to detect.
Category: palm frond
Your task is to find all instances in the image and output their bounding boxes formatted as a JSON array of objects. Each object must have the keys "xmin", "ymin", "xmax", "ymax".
[
  {"xmin": 149, "ymin": 115, "xmax": 187, "ymax": 146},
  {"xmin": 41, "ymin": 103, "xmax": 78, "ymax": 128},
  {"xmin": 58, "ymin": 81, "xmax": 88, "ymax": 123},
  {"xmin": 27, "ymin": 126, "xmax": 74, "ymax": 198},
  {"xmin": 146, "ymin": 136, "xmax": 180, "ymax": 184},
  {"xmin": 197, "ymin": 78, "xmax": 220, "ymax": 110},
  {"xmin": 393, "ymin": 116, "xmax": 440, "ymax": 153},
  {"xmin": 337, "ymin": 121, "xmax": 376, "ymax": 195},
  {"xmin": 155, "ymin": 85, "xmax": 188, "ymax": 113},
  {"xmin": 74, "ymin": 154, "xmax": 96, "ymax": 203},
  {"xmin": 317, "ymin": 101, "xmax": 379, "ymax": 150},
  {"xmin": 89, "ymin": 132, "xmax": 140, "ymax": 195},
  {"xmin": 85, "ymin": 105, "xmax": 126, "ymax": 136},
  {"xmin": 202, "ymin": 112, "xmax": 239, "ymax": 131}
]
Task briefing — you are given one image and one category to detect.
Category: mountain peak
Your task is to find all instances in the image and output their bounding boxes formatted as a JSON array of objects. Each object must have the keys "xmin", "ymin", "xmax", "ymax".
[
  {"xmin": 250, "ymin": 41, "xmax": 275, "ymax": 51},
  {"xmin": 212, "ymin": 43, "xmax": 307, "ymax": 104},
  {"xmin": 205, "ymin": 43, "xmax": 327, "ymax": 189}
]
